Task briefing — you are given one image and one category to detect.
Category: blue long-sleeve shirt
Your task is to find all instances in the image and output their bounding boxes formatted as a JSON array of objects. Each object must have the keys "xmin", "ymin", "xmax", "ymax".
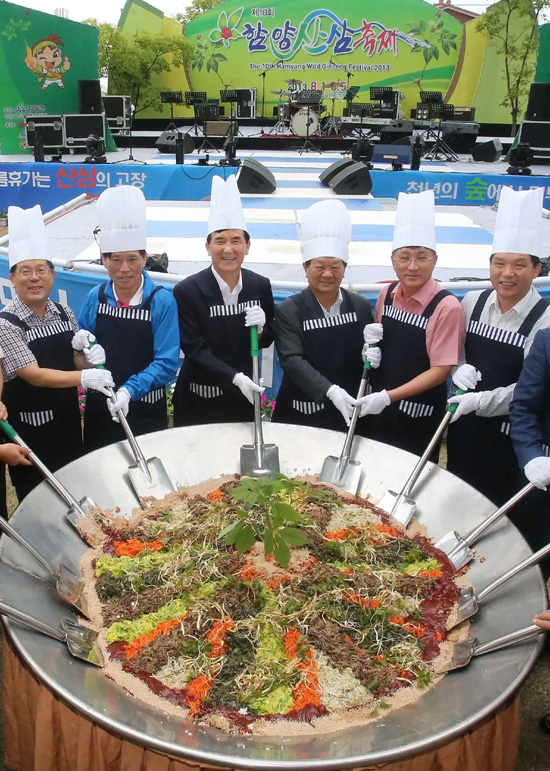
[{"xmin": 79, "ymin": 272, "xmax": 180, "ymax": 401}]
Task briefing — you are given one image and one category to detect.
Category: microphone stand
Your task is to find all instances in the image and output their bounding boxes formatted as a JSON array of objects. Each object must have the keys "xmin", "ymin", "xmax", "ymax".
[{"xmin": 258, "ymin": 59, "xmax": 283, "ymax": 134}]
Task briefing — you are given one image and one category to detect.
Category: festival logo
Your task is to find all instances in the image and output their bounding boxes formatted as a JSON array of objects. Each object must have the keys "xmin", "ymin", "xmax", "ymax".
[{"xmin": 24, "ymin": 33, "xmax": 71, "ymax": 90}]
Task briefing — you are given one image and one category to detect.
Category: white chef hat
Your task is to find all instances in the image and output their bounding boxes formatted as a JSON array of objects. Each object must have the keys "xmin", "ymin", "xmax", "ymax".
[
  {"xmin": 96, "ymin": 185, "xmax": 147, "ymax": 254},
  {"xmin": 491, "ymin": 186, "xmax": 545, "ymax": 258},
  {"xmin": 207, "ymin": 174, "xmax": 247, "ymax": 237},
  {"xmin": 392, "ymin": 189, "xmax": 437, "ymax": 253},
  {"xmin": 300, "ymin": 200, "xmax": 352, "ymax": 263},
  {"xmin": 8, "ymin": 204, "xmax": 50, "ymax": 268}
]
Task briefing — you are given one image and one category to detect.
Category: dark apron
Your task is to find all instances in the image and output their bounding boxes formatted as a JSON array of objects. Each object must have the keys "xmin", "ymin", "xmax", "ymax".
[
  {"xmin": 366, "ymin": 282, "xmax": 452, "ymax": 458},
  {"xmin": 272, "ymin": 290, "xmax": 365, "ymax": 433},
  {"xmin": 0, "ymin": 304, "xmax": 82, "ymax": 502},
  {"xmin": 447, "ymin": 289, "xmax": 549, "ymax": 506},
  {"xmin": 83, "ymin": 284, "xmax": 167, "ymax": 453},
  {"xmin": 174, "ymin": 297, "xmax": 261, "ymax": 427}
]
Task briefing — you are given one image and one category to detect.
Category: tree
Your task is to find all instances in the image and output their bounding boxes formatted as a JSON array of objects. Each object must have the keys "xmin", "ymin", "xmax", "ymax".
[
  {"xmin": 476, "ymin": 0, "xmax": 550, "ymax": 134},
  {"xmin": 172, "ymin": 0, "xmax": 227, "ymax": 29},
  {"xmin": 84, "ymin": 20, "xmax": 192, "ymax": 116}
]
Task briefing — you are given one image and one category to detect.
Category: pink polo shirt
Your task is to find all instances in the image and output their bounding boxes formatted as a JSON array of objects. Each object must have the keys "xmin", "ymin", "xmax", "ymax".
[{"xmin": 374, "ymin": 278, "xmax": 465, "ymax": 367}]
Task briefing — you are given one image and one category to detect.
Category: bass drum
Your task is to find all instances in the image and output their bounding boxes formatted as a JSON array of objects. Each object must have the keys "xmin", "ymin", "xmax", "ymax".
[{"xmin": 291, "ymin": 107, "xmax": 319, "ymax": 137}]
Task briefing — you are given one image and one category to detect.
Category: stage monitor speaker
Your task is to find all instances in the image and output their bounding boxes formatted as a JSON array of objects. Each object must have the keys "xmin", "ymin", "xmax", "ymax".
[
  {"xmin": 237, "ymin": 159, "xmax": 276, "ymax": 194},
  {"xmin": 78, "ymin": 79, "xmax": 102, "ymax": 114},
  {"xmin": 517, "ymin": 120, "xmax": 550, "ymax": 149},
  {"xmin": 525, "ymin": 83, "xmax": 550, "ymax": 122},
  {"xmin": 471, "ymin": 138, "xmax": 503, "ymax": 162},
  {"xmin": 371, "ymin": 143, "xmax": 413, "ymax": 165},
  {"xmin": 329, "ymin": 162, "xmax": 372, "ymax": 195},
  {"xmin": 319, "ymin": 158, "xmax": 356, "ymax": 186},
  {"xmin": 155, "ymin": 130, "xmax": 194, "ymax": 154}
]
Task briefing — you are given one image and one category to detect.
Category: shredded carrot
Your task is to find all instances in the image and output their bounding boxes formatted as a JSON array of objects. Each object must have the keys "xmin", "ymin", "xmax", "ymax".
[
  {"xmin": 205, "ymin": 618, "xmax": 234, "ymax": 658},
  {"xmin": 185, "ymin": 675, "xmax": 212, "ymax": 716},
  {"xmin": 341, "ymin": 590, "xmax": 380, "ymax": 610},
  {"xmin": 343, "ymin": 568, "xmax": 353, "ymax": 576},
  {"xmin": 267, "ymin": 574, "xmax": 291, "ymax": 590},
  {"xmin": 374, "ymin": 654, "xmax": 384, "ymax": 661},
  {"xmin": 343, "ymin": 634, "xmax": 354, "ymax": 644},
  {"xmin": 403, "ymin": 623, "xmax": 426, "ymax": 638},
  {"xmin": 124, "ymin": 617, "xmax": 181, "ymax": 659},
  {"xmin": 375, "ymin": 524, "xmax": 400, "ymax": 539},
  {"xmin": 434, "ymin": 632, "xmax": 444, "ymax": 642},
  {"xmin": 325, "ymin": 527, "xmax": 360, "ymax": 541},
  {"xmin": 418, "ymin": 569, "xmax": 443, "ymax": 578},
  {"xmin": 207, "ymin": 488, "xmax": 224, "ymax": 502},
  {"xmin": 113, "ymin": 537, "xmax": 164, "ymax": 557},
  {"xmin": 283, "ymin": 627, "xmax": 321, "ymax": 710},
  {"xmin": 235, "ymin": 564, "xmax": 259, "ymax": 581},
  {"xmin": 388, "ymin": 615, "xmax": 404, "ymax": 625}
]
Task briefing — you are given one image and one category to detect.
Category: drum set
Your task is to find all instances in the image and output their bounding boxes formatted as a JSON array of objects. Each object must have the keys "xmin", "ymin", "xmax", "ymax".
[{"xmin": 270, "ymin": 79, "xmax": 344, "ymax": 137}]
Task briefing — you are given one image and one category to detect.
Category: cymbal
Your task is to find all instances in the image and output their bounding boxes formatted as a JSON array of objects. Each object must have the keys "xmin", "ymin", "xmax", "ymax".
[
  {"xmin": 271, "ymin": 89, "xmax": 290, "ymax": 97},
  {"xmin": 285, "ymin": 78, "xmax": 302, "ymax": 86}
]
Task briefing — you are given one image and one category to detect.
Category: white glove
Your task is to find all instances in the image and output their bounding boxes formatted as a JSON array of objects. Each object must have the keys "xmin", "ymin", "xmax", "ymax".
[
  {"xmin": 326, "ymin": 385, "xmax": 356, "ymax": 427},
  {"xmin": 80, "ymin": 368, "xmax": 115, "ymax": 396},
  {"xmin": 233, "ymin": 372, "xmax": 264, "ymax": 404},
  {"xmin": 107, "ymin": 387, "xmax": 131, "ymax": 423},
  {"xmin": 363, "ymin": 322, "xmax": 384, "ymax": 345},
  {"xmin": 447, "ymin": 391, "xmax": 482, "ymax": 423},
  {"xmin": 245, "ymin": 306, "xmax": 266, "ymax": 335},
  {"xmin": 524, "ymin": 456, "xmax": 550, "ymax": 490},
  {"xmin": 361, "ymin": 345, "xmax": 381, "ymax": 369},
  {"xmin": 71, "ymin": 329, "xmax": 95, "ymax": 352},
  {"xmin": 84, "ymin": 343, "xmax": 106, "ymax": 366},
  {"xmin": 452, "ymin": 363, "xmax": 481, "ymax": 391},
  {"xmin": 355, "ymin": 390, "xmax": 391, "ymax": 417}
]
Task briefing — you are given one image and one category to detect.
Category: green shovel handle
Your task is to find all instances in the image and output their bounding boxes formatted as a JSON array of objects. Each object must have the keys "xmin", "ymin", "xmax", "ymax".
[
  {"xmin": 0, "ymin": 419, "xmax": 18, "ymax": 442},
  {"xmin": 447, "ymin": 388, "xmax": 466, "ymax": 414},
  {"xmin": 250, "ymin": 325, "xmax": 259, "ymax": 358},
  {"xmin": 362, "ymin": 343, "xmax": 377, "ymax": 373},
  {"xmin": 85, "ymin": 334, "xmax": 106, "ymax": 370}
]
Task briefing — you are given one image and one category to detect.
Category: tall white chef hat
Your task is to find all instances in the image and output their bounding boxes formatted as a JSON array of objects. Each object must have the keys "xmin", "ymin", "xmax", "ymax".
[
  {"xmin": 491, "ymin": 186, "xmax": 545, "ymax": 259},
  {"xmin": 392, "ymin": 189, "xmax": 437, "ymax": 253},
  {"xmin": 300, "ymin": 200, "xmax": 352, "ymax": 263},
  {"xmin": 97, "ymin": 185, "xmax": 147, "ymax": 254},
  {"xmin": 8, "ymin": 204, "xmax": 50, "ymax": 268},
  {"xmin": 207, "ymin": 174, "xmax": 247, "ymax": 237}
]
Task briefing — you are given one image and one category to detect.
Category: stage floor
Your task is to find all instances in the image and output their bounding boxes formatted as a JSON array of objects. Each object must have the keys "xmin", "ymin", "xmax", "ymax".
[{"xmin": 36, "ymin": 147, "xmax": 550, "ymax": 285}]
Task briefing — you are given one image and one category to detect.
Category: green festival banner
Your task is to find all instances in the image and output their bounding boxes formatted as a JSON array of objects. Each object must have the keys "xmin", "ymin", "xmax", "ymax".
[
  {"xmin": 0, "ymin": 1, "xmax": 101, "ymax": 154},
  {"xmin": 185, "ymin": 0, "xmax": 463, "ymax": 117}
]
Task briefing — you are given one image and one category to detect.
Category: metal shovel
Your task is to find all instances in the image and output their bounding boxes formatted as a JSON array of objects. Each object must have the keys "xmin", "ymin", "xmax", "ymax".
[
  {"xmin": 86, "ymin": 338, "xmax": 176, "ymax": 500},
  {"xmin": 448, "ymin": 540, "xmax": 550, "ymax": 629},
  {"xmin": 0, "ymin": 420, "xmax": 96, "ymax": 528},
  {"xmin": 435, "ymin": 483, "xmax": 535, "ymax": 571},
  {"xmin": 438, "ymin": 624, "xmax": 543, "ymax": 672},
  {"xmin": 0, "ymin": 601, "xmax": 103, "ymax": 667},
  {"xmin": 240, "ymin": 326, "xmax": 280, "ymax": 477},
  {"xmin": 319, "ymin": 354, "xmax": 373, "ymax": 494},
  {"xmin": 377, "ymin": 390, "xmax": 466, "ymax": 526},
  {"xmin": 0, "ymin": 515, "xmax": 89, "ymax": 618}
]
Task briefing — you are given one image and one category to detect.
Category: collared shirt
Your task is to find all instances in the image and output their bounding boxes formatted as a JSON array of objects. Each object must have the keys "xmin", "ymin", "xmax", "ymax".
[
  {"xmin": 0, "ymin": 296, "xmax": 79, "ymax": 381},
  {"xmin": 316, "ymin": 290, "xmax": 343, "ymax": 318},
  {"xmin": 375, "ymin": 278, "xmax": 465, "ymax": 366},
  {"xmin": 211, "ymin": 266, "xmax": 243, "ymax": 306},
  {"xmin": 112, "ymin": 275, "xmax": 144, "ymax": 307},
  {"xmin": 458, "ymin": 285, "xmax": 550, "ymax": 417}
]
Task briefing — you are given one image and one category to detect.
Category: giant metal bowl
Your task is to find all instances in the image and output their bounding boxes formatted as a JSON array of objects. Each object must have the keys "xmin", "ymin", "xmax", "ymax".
[{"xmin": 0, "ymin": 423, "xmax": 546, "ymax": 770}]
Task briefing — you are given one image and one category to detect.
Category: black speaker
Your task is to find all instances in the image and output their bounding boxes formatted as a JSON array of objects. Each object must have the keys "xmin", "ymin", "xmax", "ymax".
[
  {"xmin": 517, "ymin": 120, "xmax": 550, "ymax": 148},
  {"xmin": 78, "ymin": 79, "xmax": 102, "ymax": 114},
  {"xmin": 155, "ymin": 130, "xmax": 194, "ymax": 154},
  {"xmin": 525, "ymin": 82, "xmax": 550, "ymax": 121},
  {"xmin": 471, "ymin": 138, "xmax": 503, "ymax": 162},
  {"xmin": 237, "ymin": 159, "xmax": 276, "ymax": 194},
  {"xmin": 329, "ymin": 162, "xmax": 372, "ymax": 195},
  {"xmin": 319, "ymin": 158, "xmax": 356, "ymax": 186}
]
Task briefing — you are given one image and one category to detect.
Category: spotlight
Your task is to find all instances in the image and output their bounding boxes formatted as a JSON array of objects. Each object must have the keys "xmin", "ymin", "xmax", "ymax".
[
  {"xmin": 220, "ymin": 135, "xmax": 240, "ymax": 167},
  {"xmin": 85, "ymin": 134, "xmax": 106, "ymax": 164},
  {"xmin": 391, "ymin": 160, "xmax": 404, "ymax": 171},
  {"xmin": 351, "ymin": 138, "xmax": 373, "ymax": 166},
  {"xmin": 507, "ymin": 142, "xmax": 533, "ymax": 175},
  {"xmin": 410, "ymin": 135, "xmax": 424, "ymax": 170}
]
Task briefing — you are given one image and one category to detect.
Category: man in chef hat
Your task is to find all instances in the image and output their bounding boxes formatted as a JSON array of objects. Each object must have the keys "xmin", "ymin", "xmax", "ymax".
[
  {"xmin": 0, "ymin": 204, "xmax": 114, "ymax": 501},
  {"xmin": 77, "ymin": 185, "xmax": 180, "ymax": 451},
  {"xmin": 172, "ymin": 174, "xmax": 275, "ymax": 426},
  {"xmin": 446, "ymin": 186, "xmax": 550, "ymax": 506},
  {"xmin": 356, "ymin": 190, "xmax": 465, "ymax": 457},
  {"xmin": 272, "ymin": 199, "xmax": 377, "ymax": 431}
]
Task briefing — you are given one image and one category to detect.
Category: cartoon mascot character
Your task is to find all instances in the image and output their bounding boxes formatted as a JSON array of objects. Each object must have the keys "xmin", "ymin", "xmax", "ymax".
[{"xmin": 25, "ymin": 34, "xmax": 71, "ymax": 90}]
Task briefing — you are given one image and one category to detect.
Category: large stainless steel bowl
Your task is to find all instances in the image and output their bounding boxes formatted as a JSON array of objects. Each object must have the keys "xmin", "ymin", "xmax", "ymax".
[{"xmin": 0, "ymin": 423, "xmax": 546, "ymax": 770}]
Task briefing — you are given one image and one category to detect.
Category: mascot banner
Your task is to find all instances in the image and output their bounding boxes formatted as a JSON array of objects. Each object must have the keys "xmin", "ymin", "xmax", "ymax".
[{"xmin": 0, "ymin": 2, "xmax": 100, "ymax": 154}]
